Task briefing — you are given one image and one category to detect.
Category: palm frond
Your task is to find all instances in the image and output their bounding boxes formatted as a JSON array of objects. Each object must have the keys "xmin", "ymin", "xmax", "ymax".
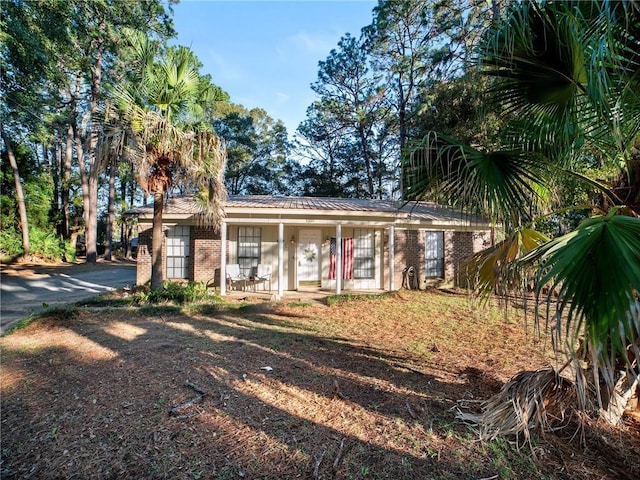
[
  {"xmin": 457, "ymin": 369, "xmax": 576, "ymax": 444},
  {"xmin": 480, "ymin": 0, "xmax": 640, "ymax": 172},
  {"xmin": 465, "ymin": 227, "xmax": 549, "ymax": 300},
  {"xmin": 481, "ymin": 1, "xmax": 587, "ymax": 119},
  {"xmin": 405, "ymin": 132, "xmax": 548, "ymax": 227},
  {"xmin": 191, "ymin": 131, "xmax": 228, "ymax": 232},
  {"xmin": 522, "ymin": 209, "xmax": 640, "ymax": 393}
]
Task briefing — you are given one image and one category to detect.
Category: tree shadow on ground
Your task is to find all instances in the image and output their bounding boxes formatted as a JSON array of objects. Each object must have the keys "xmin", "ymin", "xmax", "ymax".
[{"xmin": 2, "ymin": 302, "xmax": 639, "ymax": 480}]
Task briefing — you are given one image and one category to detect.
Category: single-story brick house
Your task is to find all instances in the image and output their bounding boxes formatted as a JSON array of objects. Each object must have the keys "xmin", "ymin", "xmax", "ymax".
[{"xmin": 130, "ymin": 195, "xmax": 493, "ymax": 298}]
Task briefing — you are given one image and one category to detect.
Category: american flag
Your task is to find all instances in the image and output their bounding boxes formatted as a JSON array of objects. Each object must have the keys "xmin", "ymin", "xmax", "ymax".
[{"xmin": 329, "ymin": 237, "xmax": 354, "ymax": 280}]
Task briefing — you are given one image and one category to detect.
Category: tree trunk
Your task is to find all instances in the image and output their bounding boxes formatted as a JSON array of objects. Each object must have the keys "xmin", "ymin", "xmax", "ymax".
[
  {"xmin": 72, "ymin": 117, "xmax": 93, "ymax": 262},
  {"xmin": 104, "ymin": 156, "xmax": 116, "ymax": 261},
  {"xmin": 357, "ymin": 126, "xmax": 375, "ymax": 198},
  {"xmin": 61, "ymin": 124, "xmax": 73, "ymax": 239},
  {"xmin": 83, "ymin": 41, "xmax": 107, "ymax": 265},
  {"xmin": 151, "ymin": 191, "xmax": 165, "ymax": 290},
  {"xmin": 87, "ymin": 174, "xmax": 99, "ymax": 262},
  {"xmin": 0, "ymin": 123, "xmax": 30, "ymax": 256},
  {"xmin": 52, "ymin": 139, "xmax": 61, "ymax": 232}
]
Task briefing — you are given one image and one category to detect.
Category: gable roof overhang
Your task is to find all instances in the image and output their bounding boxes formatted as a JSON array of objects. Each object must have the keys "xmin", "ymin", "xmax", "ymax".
[{"xmin": 129, "ymin": 195, "xmax": 492, "ymax": 231}]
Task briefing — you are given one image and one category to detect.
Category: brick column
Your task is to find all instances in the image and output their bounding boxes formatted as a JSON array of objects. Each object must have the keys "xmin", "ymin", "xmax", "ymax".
[
  {"xmin": 191, "ymin": 227, "xmax": 221, "ymax": 284},
  {"xmin": 136, "ymin": 227, "xmax": 153, "ymax": 285}
]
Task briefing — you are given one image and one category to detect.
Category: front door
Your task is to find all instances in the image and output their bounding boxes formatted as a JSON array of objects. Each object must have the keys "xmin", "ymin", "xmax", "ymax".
[{"xmin": 297, "ymin": 229, "xmax": 321, "ymax": 285}]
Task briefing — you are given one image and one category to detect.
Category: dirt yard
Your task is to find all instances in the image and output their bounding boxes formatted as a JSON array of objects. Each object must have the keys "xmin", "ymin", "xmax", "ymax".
[{"xmin": 1, "ymin": 289, "xmax": 639, "ymax": 479}]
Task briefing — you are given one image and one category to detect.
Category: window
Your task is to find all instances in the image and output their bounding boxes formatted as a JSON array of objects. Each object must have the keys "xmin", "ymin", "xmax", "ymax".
[
  {"xmin": 353, "ymin": 229, "xmax": 375, "ymax": 279},
  {"xmin": 425, "ymin": 231, "xmax": 444, "ymax": 278},
  {"xmin": 166, "ymin": 225, "xmax": 190, "ymax": 279},
  {"xmin": 238, "ymin": 226, "xmax": 261, "ymax": 276}
]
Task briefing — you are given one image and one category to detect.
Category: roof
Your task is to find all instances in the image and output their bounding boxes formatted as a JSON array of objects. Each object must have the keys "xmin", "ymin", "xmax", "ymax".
[{"xmin": 129, "ymin": 195, "xmax": 491, "ymax": 229}]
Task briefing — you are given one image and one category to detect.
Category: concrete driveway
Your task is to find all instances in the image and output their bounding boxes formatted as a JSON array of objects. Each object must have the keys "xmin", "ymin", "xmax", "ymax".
[{"xmin": 1, "ymin": 265, "xmax": 136, "ymax": 334}]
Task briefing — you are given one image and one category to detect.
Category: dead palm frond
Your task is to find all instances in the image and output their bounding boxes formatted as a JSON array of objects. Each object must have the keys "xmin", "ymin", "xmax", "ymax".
[
  {"xmin": 457, "ymin": 368, "xmax": 576, "ymax": 446},
  {"xmin": 464, "ymin": 227, "xmax": 549, "ymax": 301}
]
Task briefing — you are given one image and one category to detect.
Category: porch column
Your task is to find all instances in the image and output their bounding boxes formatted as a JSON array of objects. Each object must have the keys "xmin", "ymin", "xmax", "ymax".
[
  {"xmin": 220, "ymin": 221, "xmax": 227, "ymax": 296},
  {"xmin": 336, "ymin": 223, "xmax": 342, "ymax": 295},
  {"xmin": 277, "ymin": 222, "xmax": 284, "ymax": 298},
  {"xmin": 389, "ymin": 225, "xmax": 395, "ymax": 291}
]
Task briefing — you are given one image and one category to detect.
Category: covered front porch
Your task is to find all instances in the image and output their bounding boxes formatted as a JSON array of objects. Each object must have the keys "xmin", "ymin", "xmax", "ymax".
[{"xmin": 217, "ymin": 220, "xmax": 398, "ymax": 300}]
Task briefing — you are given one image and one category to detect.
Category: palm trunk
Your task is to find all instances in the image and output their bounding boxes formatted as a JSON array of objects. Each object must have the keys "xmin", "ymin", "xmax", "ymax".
[
  {"xmin": 0, "ymin": 123, "xmax": 30, "ymax": 256},
  {"xmin": 601, "ymin": 372, "xmax": 639, "ymax": 425},
  {"xmin": 151, "ymin": 191, "xmax": 165, "ymax": 290}
]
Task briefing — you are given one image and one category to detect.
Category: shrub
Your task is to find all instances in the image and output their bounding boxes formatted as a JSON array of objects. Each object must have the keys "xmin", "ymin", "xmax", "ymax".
[
  {"xmin": 133, "ymin": 281, "xmax": 211, "ymax": 305},
  {"xmin": 29, "ymin": 227, "xmax": 64, "ymax": 262},
  {"xmin": 62, "ymin": 240, "xmax": 76, "ymax": 262},
  {"xmin": 0, "ymin": 228, "xmax": 23, "ymax": 257}
]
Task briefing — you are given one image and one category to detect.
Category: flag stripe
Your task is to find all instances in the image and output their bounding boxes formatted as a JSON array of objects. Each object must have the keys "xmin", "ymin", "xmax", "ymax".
[
  {"xmin": 329, "ymin": 237, "xmax": 337, "ymax": 279},
  {"xmin": 342, "ymin": 237, "xmax": 353, "ymax": 279},
  {"xmin": 329, "ymin": 237, "xmax": 353, "ymax": 280}
]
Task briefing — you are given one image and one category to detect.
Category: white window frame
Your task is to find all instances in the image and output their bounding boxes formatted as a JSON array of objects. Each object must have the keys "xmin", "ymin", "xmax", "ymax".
[
  {"xmin": 425, "ymin": 231, "xmax": 444, "ymax": 278},
  {"xmin": 238, "ymin": 226, "xmax": 261, "ymax": 277},
  {"xmin": 353, "ymin": 228, "xmax": 375, "ymax": 279},
  {"xmin": 166, "ymin": 225, "xmax": 190, "ymax": 279}
]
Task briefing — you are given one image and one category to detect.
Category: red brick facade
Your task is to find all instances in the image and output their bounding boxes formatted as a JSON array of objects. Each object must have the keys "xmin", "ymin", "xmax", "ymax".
[
  {"xmin": 137, "ymin": 225, "xmax": 491, "ymax": 289},
  {"xmin": 191, "ymin": 227, "xmax": 222, "ymax": 284},
  {"xmin": 136, "ymin": 228, "xmax": 153, "ymax": 285},
  {"xmin": 387, "ymin": 229, "xmax": 492, "ymax": 289}
]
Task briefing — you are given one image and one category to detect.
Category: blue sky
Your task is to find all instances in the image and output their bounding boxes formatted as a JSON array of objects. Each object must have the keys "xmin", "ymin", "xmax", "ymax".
[{"xmin": 171, "ymin": 0, "xmax": 377, "ymax": 136}]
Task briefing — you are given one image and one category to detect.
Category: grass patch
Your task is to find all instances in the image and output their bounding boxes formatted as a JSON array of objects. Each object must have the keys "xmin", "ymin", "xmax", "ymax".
[
  {"xmin": 2, "ymin": 305, "xmax": 81, "ymax": 336},
  {"xmin": 326, "ymin": 291, "xmax": 390, "ymax": 306}
]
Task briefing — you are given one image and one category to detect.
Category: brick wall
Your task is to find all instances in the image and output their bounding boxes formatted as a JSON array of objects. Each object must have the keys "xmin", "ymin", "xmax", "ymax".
[
  {"xmin": 136, "ymin": 227, "xmax": 153, "ymax": 285},
  {"xmin": 136, "ymin": 223, "xmax": 492, "ymax": 290},
  {"xmin": 191, "ymin": 227, "xmax": 222, "ymax": 284},
  {"xmin": 390, "ymin": 229, "xmax": 424, "ymax": 288},
  {"xmin": 390, "ymin": 228, "xmax": 492, "ymax": 289}
]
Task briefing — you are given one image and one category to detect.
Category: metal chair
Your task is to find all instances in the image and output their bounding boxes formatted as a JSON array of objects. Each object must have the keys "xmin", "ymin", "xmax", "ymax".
[
  {"xmin": 226, "ymin": 264, "xmax": 248, "ymax": 291},
  {"xmin": 252, "ymin": 264, "xmax": 272, "ymax": 292}
]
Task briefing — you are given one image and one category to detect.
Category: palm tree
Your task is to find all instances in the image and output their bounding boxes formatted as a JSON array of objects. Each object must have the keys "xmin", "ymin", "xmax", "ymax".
[
  {"xmin": 405, "ymin": 0, "xmax": 640, "ymax": 429},
  {"xmin": 102, "ymin": 32, "xmax": 228, "ymax": 290}
]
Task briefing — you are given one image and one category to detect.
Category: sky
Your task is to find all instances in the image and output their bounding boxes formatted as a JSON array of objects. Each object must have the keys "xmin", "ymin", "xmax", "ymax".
[{"xmin": 171, "ymin": 0, "xmax": 377, "ymax": 137}]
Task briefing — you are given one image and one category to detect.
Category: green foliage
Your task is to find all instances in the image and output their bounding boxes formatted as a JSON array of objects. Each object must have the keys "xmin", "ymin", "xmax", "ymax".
[
  {"xmin": 0, "ymin": 227, "xmax": 23, "ymax": 257},
  {"xmin": 404, "ymin": 0, "xmax": 640, "ymax": 413},
  {"xmin": 0, "ymin": 226, "xmax": 72, "ymax": 262},
  {"xmin": 3, "ymin": 304, "xmax": 80, "ymax": 336},
  {"xmin": 29, "ymin": 227, "xmax": 65, "ymax": 262},
  {"xmin": 133, "ymin": 281, "xmax": 211, "ymax": 305},
  {"xmin": 405, "ymin": 132, "xmax": 548, "ymax": 227},
  {"xmin": 523, "ymin": 210, "xmax": 640, "ymax": 386},
  {"xmin": 212, "ymin": 105, "xmax": 295, "ymax": 195},
  {"xmin": 326, "ymin": 292, "xmax": 388, "ymax": 306},
  {"xmin": 40, "ymin": 305, "xmax": 80, "ymax": 322},
  {"xmin": 486, "ymin": 437, "xmax": 544, "ymax": 478},
  {"xmin": 62, "ymin": 240, "xmax": 76, "ymax": 262},
  {"xmin": 23, "ymin": 170, "xmax": 54, "ymax": 230}
]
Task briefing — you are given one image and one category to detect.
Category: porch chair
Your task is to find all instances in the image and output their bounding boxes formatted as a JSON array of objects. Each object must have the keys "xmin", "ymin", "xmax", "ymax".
[
  {"xmin": 252, "ymin": 264, "xmax": 272, "ymax": 292},
  {"xmin": 226, "ymin": 264, "xmax": 248, "ymax": 291}
]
